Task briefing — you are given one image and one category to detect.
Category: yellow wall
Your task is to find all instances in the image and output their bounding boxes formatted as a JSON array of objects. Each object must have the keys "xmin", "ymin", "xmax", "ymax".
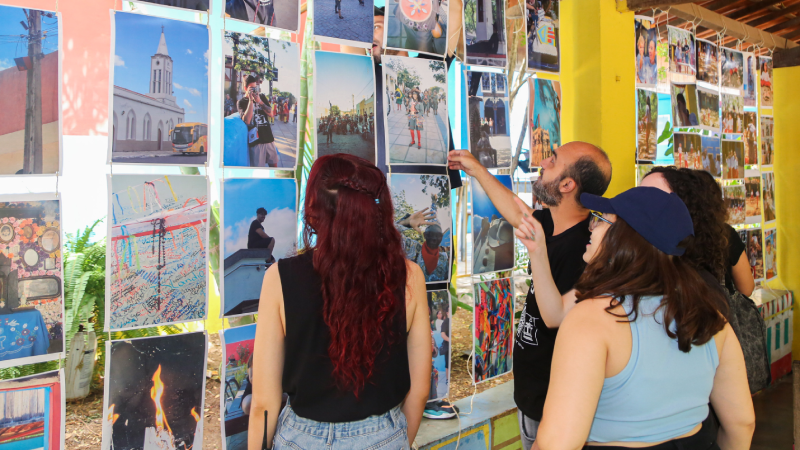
[
  {"xmin": 771, "ymin": 66, "xmax": 800, "ymax": 355},
  {"xmin": 561, "ymin": 0, "xmax": 636, "ymax": 196}
]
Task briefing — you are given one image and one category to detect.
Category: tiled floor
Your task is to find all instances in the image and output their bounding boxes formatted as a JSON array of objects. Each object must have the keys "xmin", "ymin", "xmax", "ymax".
[
  {"xmin": 387, "ymin": 105, "xmax": 449, "ymax": 164},
  {"xmin": 271, "ymin": 118, "xmax": 298, "ymax": 168},
  {"xmin": 314, "ymin": 0, "xmax": 373, "ymax": 44}
]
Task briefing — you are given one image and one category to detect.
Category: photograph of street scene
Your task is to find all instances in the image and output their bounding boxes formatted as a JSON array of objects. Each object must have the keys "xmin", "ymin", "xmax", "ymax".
[{"xmin": 225, "ymin": 0, "xmax": 300, "ymax": 32}]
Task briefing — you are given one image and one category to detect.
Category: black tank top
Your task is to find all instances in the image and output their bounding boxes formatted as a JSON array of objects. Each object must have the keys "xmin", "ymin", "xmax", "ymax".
[{"xmin": 279, "ymin": 251, "xmax": 411, "ymax": 423}]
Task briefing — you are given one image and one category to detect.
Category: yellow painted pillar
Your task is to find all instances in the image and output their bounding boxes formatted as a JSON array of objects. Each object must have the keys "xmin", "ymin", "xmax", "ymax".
[
  {"xmin": 771, "ymin": 66, "xmax": 800, "ymax": 355},
  {"xmin": 560, "ymin": 0, "xmax": 636, "ymax": 196}
]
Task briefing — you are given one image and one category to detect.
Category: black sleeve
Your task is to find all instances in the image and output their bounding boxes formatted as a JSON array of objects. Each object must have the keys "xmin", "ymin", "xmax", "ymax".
[
  {"xmin": 727, "ymin": 225, "xmax": 745, "ymax": 267},
  {"xmin": 441, "ymin": 318, "xmax": 449, "ymax": 335},
  {"xmin": 248, "ymin": 220, "xmax": 259, "ymax": 235}
]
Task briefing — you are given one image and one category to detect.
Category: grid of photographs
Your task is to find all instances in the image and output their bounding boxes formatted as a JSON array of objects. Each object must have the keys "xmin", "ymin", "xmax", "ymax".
[
  {"xmin": 466, "ymin": 71, "xmax": 512, "ymax": 169},
  {"xmin": 473, "ymin": 278, "xmax": 514, "ymax": 383}
]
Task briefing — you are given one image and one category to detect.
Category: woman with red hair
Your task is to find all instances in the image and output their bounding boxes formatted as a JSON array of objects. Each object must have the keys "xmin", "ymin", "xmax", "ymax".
[{"xmin": 248, "ymin": 154, "xmax": 431, "ymax": 450}]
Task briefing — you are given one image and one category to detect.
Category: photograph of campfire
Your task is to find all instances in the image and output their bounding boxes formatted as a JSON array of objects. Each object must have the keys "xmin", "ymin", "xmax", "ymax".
[
  {"xmin": 102, "ymin": 332, "xmax": 207, "ymax": 450},
  {"xmin": 0, "ymin": 369, "xmax": 64, "ymax": 449}
]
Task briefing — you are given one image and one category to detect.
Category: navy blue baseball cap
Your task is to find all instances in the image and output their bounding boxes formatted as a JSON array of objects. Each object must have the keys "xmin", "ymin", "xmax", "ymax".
[{"xmin": 580, "ymin": 187, "xmax": 694, "ymax": 256}]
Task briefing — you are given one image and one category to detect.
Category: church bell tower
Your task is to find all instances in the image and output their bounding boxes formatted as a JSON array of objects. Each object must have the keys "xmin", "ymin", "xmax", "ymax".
[{"xmin": 150, "ymin": 26, "xmax": 178, "ymax": 107}]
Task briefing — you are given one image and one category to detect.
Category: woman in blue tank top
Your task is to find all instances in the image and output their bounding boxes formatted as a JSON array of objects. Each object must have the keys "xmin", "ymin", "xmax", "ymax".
[{"xmin": 516, "ymin": 187, "xmax": 754, "ymax": 450}]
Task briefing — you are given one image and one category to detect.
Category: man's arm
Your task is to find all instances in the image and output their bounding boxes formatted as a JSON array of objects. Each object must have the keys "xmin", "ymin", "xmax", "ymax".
[
  {"xmin": 448, "ymin": 150, "xmax": 532, "ymax": 228},
  {"xmin": 256, "ymin": 228, "xmax": 271, "ymax": 239}
]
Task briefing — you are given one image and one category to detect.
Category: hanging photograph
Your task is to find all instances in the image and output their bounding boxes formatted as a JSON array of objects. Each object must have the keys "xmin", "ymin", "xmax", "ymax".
[
  {"xmin": 464, "ymin": 0, "xmax": 507, "ymax": 68},
  {"xmin": 0, "ymin": 195, "xmax": 64, "ymax": 369},
  {"xmin": 222, "ymin": 32, "xmax": 300, "ymax": 169},
  {"xmin": 0, "ymin": 5, "xmax": 61, "ymax": 176},
  {"xmin": 313, "ymin": 0, "xmax": 374, "ymax": 47},
  {"xmin": 746, "ymin": 228, "xmax": 763, "ymax": 281},
  {"xmin": 762, "ymin": 172, "xmax": 775, "ymax": 224},
  {"xmin": 383, "ymin": 56, "xmax": 449, "ymax": 165},
  {"xmin": 742, "ymin": 52, "xmax": 757, "ymax": 107},
  {"xmin": 314, "ymin": 51, "xmax": 376, "ymax": 163},
  {"xmin": 220, "ymin": 324, "xmax": 256, "ymax": 450},
  {"xmin": 723, "ymin": 185, "xmax": 745, "ymax": 225},
  {"xmin": 466, "ymin": 71, "xmax": 512, "ymax": 169},
  {"xmin": 390, "ymin": 174, "xmax": 452, "ymax": 284},
  {"xmin": 473, "ymin": 278, "xmax": 513, "ymax": 383},
  {"xmin": 673, "ymin": 132, "xmax": 702, "ymax": 170},
  {"xmin": 760, "ymin": 115, "xmax": 774, "ymax": 167},
  {"xmin": 721, "ymin": 140, "xmax": 744, "ymax": 180},
  {"xmin": 700, "ymin": 135, "xmax": 721, "ymax": 177},
  {"xmin": 102, "ymin": 332, "xmax": 207, "ymax": 450},
  {"xmin": 634, "ymin": 16, "xmax": 658, "ymax": 87},
  {"xmin": 221, "ymin": 178, "xmax": 297, "ymax": 318},
  {"xmin": 527, "ymin": 0, "xmax": 559, "ymax": 73},
  {"xmin": 107, "ymin": 174, "xmax": 208, "ymax": 331},
  {"xmin": 695, "ymin": 86, "xmax": 720, "ymax": 132},
  {"xmin": 527, "ymin": 78, "xmax": 562, "ymax": 168},
  {"xmin": 745, "ymin": 176, "xmax": 762, "ymax": 224},
  {"xmin": 667, "ymin": 26, "xmax": 695, "ymax": 76},
  {"xmin": 132, "ymin": 0, "xmax": 209, "ymax": 11},
  {"xmin": 384, "ymin": 0, "xmax": 449, "ymax": 56},
  {"xmin": 225, "ymin": 0, "xmax": 300, "ymax": 32},
  {"xmin": 764, "ymin": 227, "xmax": 777, "ymax": 280},
  {"xmin": 0, "ymin": 369, "xmax": 64, "ymax": 449},
  {"xmin": 743, "ymin": 112, "xmax": 758, "ymax": 165},
  {"xmin": 719, "ymin": 47, "xmax": 744, "ymax": 91},
  {"xmin": 696, "ymin": 39, "xmax": 718, "ymax": 86},
  {"xmin": 670, "ymin": 83, "xmax": 698, "ymax": 128},
  {"xmin": 109, "ymin": 12, "xmax": 209, "ymax": 166},
  {"xmin": 472, "ymin": 175, "xmax": 514, "ymax": 275},
  {"xmin": 760, "ymin": 56, "xmax": 773, "ymax": 108},
  {"xmin": 427, "ymin": 290, "xmax": 451, "ymax": 401},
  {"xmin": 720, "ymin": 93, "xmax": 743, "ymax": 134}
]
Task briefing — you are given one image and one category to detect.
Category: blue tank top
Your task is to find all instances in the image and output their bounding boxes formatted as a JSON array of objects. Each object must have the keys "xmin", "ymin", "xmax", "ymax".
[{"xmin": 588, "ymin": 296, "xmax": 719, "ymax": 443}]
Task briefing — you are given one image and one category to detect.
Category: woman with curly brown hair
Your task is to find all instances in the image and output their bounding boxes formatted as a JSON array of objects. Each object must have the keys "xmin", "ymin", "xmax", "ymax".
[{"xmin": 642, "ymin": 167, "xmax": 754, "ymax": 297}]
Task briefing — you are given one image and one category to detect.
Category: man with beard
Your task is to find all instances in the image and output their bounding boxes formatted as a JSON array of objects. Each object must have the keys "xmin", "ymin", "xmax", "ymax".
[{"xmin": 449, "ymin": 142, "xmax": 612, "ymax": 449}]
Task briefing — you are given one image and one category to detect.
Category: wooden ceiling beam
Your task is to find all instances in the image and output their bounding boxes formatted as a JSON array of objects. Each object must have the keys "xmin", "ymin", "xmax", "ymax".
[
  {"xmin": 747, "ymin": 3, "xmax": 800, "ymax": 28},
  {"xmin": 729, "ymin": 0, "xmax": 787, "ymax": 21},
  {"xmin": 616, "ymin": 0, "xmax": 696, "ymax": 12},
  {"xmin": 765, "ymin": 13, "xmax": 800, "ymax": 31}
]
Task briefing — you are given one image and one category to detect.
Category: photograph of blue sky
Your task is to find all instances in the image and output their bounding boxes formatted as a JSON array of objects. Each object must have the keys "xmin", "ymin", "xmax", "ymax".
[
  {"xmin": 223, "ymin": 178, "xmax": 297, "ymax": 260},
  {"xmin": 0, "ymin": 5, "xmax": 59, "ymax": 71},
  {"xmin": 531, "ymin": 78, "xmax": 561, "ymax": 148},
  {"xmin": 472, "ymin": 174, "xmax": 511, "ymax": 237},
  {"xmin": 114, "ymin": 11, "xmax": 208, "ymax": 124},
  {"xmin": 223, "ymin": 322, "xmax": 255, "ymax": 345},
  {"xmin": 314, "ymin": 51, "xmax": 374, "ymax": 117}
]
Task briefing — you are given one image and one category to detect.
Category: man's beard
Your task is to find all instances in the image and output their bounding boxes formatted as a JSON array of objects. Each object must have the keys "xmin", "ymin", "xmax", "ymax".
[{"xmin": 532, "ymin": 176, "xmax": 563, "ymax": 207}]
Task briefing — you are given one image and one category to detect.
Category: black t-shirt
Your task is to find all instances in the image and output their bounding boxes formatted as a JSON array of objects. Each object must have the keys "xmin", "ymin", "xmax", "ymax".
[
  {"xmin": 247, "ymin": 219, "xmax": 272, "ymax": 249},
  {"xmin": 252, "ymin": 105, "xmax": 275, "ymax": 144},
  {"xmin": 513, "ymin": 208, "xmax": 591, "ymax": 421},
  {"xmin": 440, "ymin": 318, "xmax": 450, "ymax": 353},
  {"xmin": 724, "ymin": 225, "xmax": 746, "ymax": 294}
]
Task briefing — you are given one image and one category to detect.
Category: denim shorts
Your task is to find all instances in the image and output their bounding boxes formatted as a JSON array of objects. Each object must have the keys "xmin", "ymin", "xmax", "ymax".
[{"xmin": 274, "ymin": 405, "xmax": 410, "ymax": 450}]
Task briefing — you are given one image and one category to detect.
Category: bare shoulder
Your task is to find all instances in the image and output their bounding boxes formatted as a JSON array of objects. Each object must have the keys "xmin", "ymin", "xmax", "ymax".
[
  {"xmin": 258, "ymin": 263, "xmax": 283, "ymax": 310},
  {"xmin": 405, "ymin": 260, "xmax": 425, "ymax": 290},
  {"xmin": 562, "ymin": 297, "xmax": 622, "ymax": 332},
  {"xmin": 712, "ymin": 322, "xmax": 733, "ymax": 356}
]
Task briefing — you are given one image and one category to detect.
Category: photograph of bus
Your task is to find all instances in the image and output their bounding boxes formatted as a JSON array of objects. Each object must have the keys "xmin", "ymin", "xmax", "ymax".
[{"xmin": 172, "ymin": 122, "xmax": 208, "ymax": 155}]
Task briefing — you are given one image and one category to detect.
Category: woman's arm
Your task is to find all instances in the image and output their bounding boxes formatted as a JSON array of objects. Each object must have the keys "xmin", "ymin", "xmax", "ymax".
[
  {"xmin": 731, "ymin": 251, "xmax": 755, "ymax": 297},
  {"xmin": 710, "ymin": 325, "xmax": 755, "ymax": 450},
  {"xmin": 248, "ymin": 264, "xmax": 285, "ymax": 450},
  {"xmin": 403, "ymin": 262, "xmax": 433, "ymax": 445}
]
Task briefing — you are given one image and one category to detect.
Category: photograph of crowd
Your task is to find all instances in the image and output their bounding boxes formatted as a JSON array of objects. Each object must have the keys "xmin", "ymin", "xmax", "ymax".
[
  {"xmin": 743, "ymin": 52, "xmax": 757, "ymax": 107},
  {"xmin": 225, "ymin": 0, "xmax": 300, "ymax": 32},
  {"xmin": 745, "ymin": 176, "xmax": 762, "ymax": 224},
  {"xmin": 528, "ymin": 78, "xmax": 562, "ymax": 167},
  {"xmin": 221, "ymin": 178, "xmax": 297, "ymax": 317},
  {"xmin": 220, "ymin": 324, "xmax": 256, "ymax": 450},
  {"xmin": 700, "ymin": 135, "xmax": 721, "ymax": 177},
  {"xmin": 721, "ymin": 140, "xmax": 744, "ymax": 180},
  {"xmin": 0, "ymin": 5, "xmax": 61, "ymax": 175},
  {"xmin": 760, "ymin": 115, "xmax": 774, "ymax": 166},
  {"xmin": 527, "ymin": 0, "xmax": 560, "ymax": 73},
  {"xmin": 673, "ymin": 132, "xmax": 702, "ymax": 170},
  {"xmin": 696, "ymin": 86, "xmax": 720, "ymax": 132},
  {"xmin": 467, "ymin": 71, "xmax": 512, "ymax": 169},
  {"xmin": 696, "ymin": 39, "xmax": 718, "ymax": 86},
  {"xmin": 671, "ymin": 83, "xmax": 698, "ymax": 128},
  {"xmin": 384, "ymin": 0, "xmax": 449, "ymax": 56},
  {"xmin": 668, "ymin": 26, "xmax": 695, "ymax": 76},
  {"xmin": 315, "ymin": 51, "xmax": 376, "ymax": 162},
  {"xmin": 634, "ymin": 17, "xmax": 658, "ymax": 87},
  {"xmin": 720, "ymin": 47, "xmax": 744, "ymax": 91},
  {"xmin": 764, "ymin": 228, "xmax": 777, "ymax": 280},
  {"xmin": 383, "ymin": 56, "xmax": 449, "ymax": 165},
  {"xmin": 762, "ymin": 172, "xmax": 776, "ymax": 223},
  {"xmin": 746, "ymin": 228, "xmax": 763, "ymax": 281},
  {"xmin": 743, "ymin": 112, "xmax": 758, "ymax": 165},
  {"xmin": 223, "ymin": 32, "xmax": 300, "ymax": 169},
  {"xmin": 721, "ymin": 93, "xmax": 743, "ymax": 134},
  {"xmin": 427, "ymin": 290, "xmax": 451, "ymax": 401},
  {"xmin": 723, "ymin": 185, "xmax": 745, "ymax": 225},
  {"xmin": 390, "ymin": 174, "xmax": 452, "ymax": 284},
  {"xmin": 313, "ymin": 0, "xmax": 374, "ymax": 46},
  {"xmin": 472, "ymin": 175, "xmax": 515, "ymax": 275},
  {"xmin": 474, "ymin": 278, "xmax": 513, "ymax": 383},
  {"xmin": 760, "ymin": 56, "xmax": 773, "ymax": 108},
  {"xmin": 464, "ymin": 0, "xmax": 507, "ymax": 67}
]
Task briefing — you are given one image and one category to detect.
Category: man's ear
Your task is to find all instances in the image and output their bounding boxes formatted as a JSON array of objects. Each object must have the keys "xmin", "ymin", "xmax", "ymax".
[{"xmin": 560, "ymin": 177, "xmax": 577, "ymax": 194}]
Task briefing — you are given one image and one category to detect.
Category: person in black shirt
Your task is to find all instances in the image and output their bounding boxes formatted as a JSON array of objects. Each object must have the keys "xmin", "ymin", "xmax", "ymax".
[
  {"xmin": 247, "ymin": 208, "xmax": 276, "ymax": 262},
  {"xmin": 449, "ymin": 142, "xmax": 612, "ymax": 449}
]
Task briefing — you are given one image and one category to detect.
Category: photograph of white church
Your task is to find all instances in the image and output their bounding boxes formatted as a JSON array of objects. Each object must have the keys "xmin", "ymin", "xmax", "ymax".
[{"xmin": 110, "ymin": 12, "xmax": 209, "ymax": 165}]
